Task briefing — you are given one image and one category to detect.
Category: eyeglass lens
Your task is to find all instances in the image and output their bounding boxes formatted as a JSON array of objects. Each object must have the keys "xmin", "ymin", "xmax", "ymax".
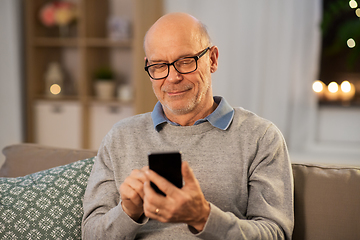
[
  {"xmin": 145, "ymin": 47, "xmax": 210, "ymax": 80},
  {"xmin": 148, "ymin": 58, "xmax": 197, "ymax": 79}
]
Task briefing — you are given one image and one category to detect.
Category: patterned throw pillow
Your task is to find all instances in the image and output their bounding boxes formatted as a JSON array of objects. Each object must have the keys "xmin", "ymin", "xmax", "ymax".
[{"xmin": 0, "ymin": 156, "xmax": 95, "ymax": 239}]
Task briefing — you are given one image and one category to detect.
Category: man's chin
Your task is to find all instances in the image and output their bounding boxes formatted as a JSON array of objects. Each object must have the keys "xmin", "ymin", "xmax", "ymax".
[{"xmin": 164, "ymin": 102, "xmax": 194, "ymax": 115}]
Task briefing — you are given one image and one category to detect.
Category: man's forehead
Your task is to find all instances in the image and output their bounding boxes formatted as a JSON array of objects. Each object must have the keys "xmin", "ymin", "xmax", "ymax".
[
  {"xmin": 146, "ymin": 45, "xmax": 198, "ymax": 63},
  {"xmin": 145, "ymin": 30, "xmax": 202, "ymax": 61},
  {"xmin": 146, "ymin": 25, "xmax": 198, "ymax": 47}
]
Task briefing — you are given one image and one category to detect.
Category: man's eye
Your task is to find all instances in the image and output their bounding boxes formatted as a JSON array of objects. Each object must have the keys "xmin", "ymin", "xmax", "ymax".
[
  {"xmin": 152, "ymin": 64, "xmax": 166, "ymax": 70},
  {"xmin": 178, "ymin": 59, "xmax": 194, "ymax": 65}
]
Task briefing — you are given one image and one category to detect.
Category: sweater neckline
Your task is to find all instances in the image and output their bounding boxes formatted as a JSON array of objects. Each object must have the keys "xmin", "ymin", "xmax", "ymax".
[{"xmin": 158, "ymin": 121, "xmax": 217, "ymax": 136}]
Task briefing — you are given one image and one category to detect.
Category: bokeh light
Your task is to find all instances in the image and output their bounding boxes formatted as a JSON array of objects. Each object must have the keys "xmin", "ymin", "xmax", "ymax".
[
  {"xmin": 347, "ymin": 38, "xmax": 356, "ymax": 48},
  {"xmin": 312, "ymin": 80, "xmax": 324, "ymax": 93},
  {"xmin": 349, "ymin": 0, "xmax": 358, "ymax": 8},
  {"xmin": 356, "ymin": 8, "xmax": 360, "ymax": 17},
  {"xmin": 50, "ymin": 84, "xmax": 61, "ymax": 95},
  {"xmin": 328, "ymin": 82, "xmax": 339, "ymax": 93},
  {"xmin": 341, "ymin": 81, "xmax": 351, "ymax": 93}
]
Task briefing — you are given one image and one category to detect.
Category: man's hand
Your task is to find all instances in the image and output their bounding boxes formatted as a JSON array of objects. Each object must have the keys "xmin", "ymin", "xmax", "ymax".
[
  {"xmin": 143, "ymin": 161, "xmax": 210, "ymax": 232},
  {"xmin": 119, "ymin": 166, "xmax": 148, "ymax": 221}
]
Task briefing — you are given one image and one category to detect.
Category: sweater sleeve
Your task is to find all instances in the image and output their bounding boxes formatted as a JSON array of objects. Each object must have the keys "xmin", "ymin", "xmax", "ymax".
[
  {"xmin": 195, "ymin": 124, "xmax": 294, "ymax": 240},
  {"xmin": 81, "ymin": 142, "xmax": 149, "ymax": 240}
]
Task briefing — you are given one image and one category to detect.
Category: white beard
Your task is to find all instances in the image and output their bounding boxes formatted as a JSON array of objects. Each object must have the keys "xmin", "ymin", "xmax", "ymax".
[{"xmin": 159, "ymin": 81, "xmax": 211, "ymax": 116}]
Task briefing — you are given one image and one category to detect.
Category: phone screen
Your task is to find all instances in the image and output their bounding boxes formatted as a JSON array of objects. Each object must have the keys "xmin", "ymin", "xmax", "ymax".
[{"xmin": 148, "ymin": 152, "xmax": 182, "ymax": 196}]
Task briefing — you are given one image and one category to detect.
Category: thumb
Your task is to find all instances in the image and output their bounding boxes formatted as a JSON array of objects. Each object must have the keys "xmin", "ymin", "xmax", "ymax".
[{"xmin": 182, "ymin": 161, "xmax": 197, "ymax": 186}]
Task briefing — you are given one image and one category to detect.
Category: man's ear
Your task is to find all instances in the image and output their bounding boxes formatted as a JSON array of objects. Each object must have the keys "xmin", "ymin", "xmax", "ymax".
[{"xmin": 209, "ymin": 46, "xmax": 219, "ymax": 73}]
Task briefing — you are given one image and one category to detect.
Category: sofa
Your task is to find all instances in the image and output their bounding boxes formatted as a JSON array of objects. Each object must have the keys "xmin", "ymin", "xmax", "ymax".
[{"xmin": 0, "ymin": 143, "xmax": 359, "ymax": 240}]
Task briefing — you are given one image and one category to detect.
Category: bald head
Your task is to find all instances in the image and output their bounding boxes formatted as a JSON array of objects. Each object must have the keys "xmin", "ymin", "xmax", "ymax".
[{"xmin": 144, "ymin": 13, "xmax": 211, "ymax": 56}]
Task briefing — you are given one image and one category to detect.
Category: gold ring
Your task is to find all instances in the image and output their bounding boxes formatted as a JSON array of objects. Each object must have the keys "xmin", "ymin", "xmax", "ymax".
[{"xmin": 155, "ymin": 208, "xmax": 160, "ymax": 214}]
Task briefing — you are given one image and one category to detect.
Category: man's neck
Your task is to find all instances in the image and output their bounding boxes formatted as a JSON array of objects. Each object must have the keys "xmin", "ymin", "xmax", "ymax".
[{"xmin": 163, "ymin": 100, "xmax": 218, "ymax": 126}]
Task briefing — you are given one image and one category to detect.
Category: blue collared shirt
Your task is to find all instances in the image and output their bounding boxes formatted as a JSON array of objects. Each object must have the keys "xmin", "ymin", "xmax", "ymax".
[{"xmin": 151, "ymin": 96, "xmax": 234, "ymax": 132}]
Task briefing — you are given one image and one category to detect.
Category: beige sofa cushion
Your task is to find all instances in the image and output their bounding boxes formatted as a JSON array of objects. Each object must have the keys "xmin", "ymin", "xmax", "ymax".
[
  {"xmin": 0, "ymin": 144, "xmax": 97, "ymax": 177},
  {"xmin": 292, "ymin": 163, "xmax": 360, "ymax": 240}
]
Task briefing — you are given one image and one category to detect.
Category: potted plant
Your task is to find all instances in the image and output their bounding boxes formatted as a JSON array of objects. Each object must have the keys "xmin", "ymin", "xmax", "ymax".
[{"xmin": 94, "ymin": 66, "xmax": 115, "ymax": 100}]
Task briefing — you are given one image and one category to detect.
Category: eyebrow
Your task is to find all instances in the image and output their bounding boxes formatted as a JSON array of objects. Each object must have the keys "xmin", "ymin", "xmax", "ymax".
[{"xmin": 148, "ymin": 52, "xmax": 196, "ymax": 64}]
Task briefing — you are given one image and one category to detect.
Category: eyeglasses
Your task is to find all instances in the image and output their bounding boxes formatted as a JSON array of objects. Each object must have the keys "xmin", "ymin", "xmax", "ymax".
[{"xmin": 144, "ymin": 47, "xmax": 210, "ymax": 80}]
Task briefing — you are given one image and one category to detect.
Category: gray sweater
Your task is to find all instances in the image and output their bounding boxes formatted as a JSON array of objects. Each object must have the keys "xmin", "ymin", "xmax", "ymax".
[{"xmin": 82, "ymin": 107, "xmax": 294, "ymax": 239}]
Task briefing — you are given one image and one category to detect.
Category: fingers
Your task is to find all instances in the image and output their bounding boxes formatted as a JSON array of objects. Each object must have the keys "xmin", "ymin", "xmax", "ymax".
[
  {"xmin": 145, "ymin": 168, "xmax": 179, "ymax": 197},
  {"xmin": 143, "ymin": 161, "xmax": 197, "ymax": 198},
  {"xmin": 120, "ymin": 182, "xmax": 143, "ymax": 204},
  {"xmin": 142, "ymin": 181, "xmax": 164, "ymax": 219},
  {"xmin": 119, "ymin": 184, "xmax": 144, "ymax": 220},
  {"xmin": 181, "ymin": 161, "xmax": 195, "ymax": 184},
  {"xmin": 181, "ymin": 161, "xmax": 201, "ymax": 193},
  {"xmin": 142, "ymin": 173, "xmax": 180, "ymax": 221},
  {"xmin": 142, "ymin": 181, "xmax": 179, "ymax": 223},
  {"xmin": 121, "ymin": 169, "xmax": 146, "ymax": 198},
  {"xmin": 119, "ymin": 167, "xmax": 149, "ymax": 220},
  {"xmin": 142, "ymin": 164, "xmax": 209, "ymax": 227},
  {"xmin": 125, "ymin": 169, "xmax": 147, "ymax": 198}
]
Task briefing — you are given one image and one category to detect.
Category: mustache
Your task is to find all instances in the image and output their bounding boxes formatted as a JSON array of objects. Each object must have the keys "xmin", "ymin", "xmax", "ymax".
[{"xmin": 161, "ymin": 84, "xmax": 193, "ymax": 93}]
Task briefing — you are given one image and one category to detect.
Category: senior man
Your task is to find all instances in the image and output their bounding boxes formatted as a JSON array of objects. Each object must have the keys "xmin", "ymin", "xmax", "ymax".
[{"xmin": 82, "ymin": 12, "xmax": 294, "ymax": 239}]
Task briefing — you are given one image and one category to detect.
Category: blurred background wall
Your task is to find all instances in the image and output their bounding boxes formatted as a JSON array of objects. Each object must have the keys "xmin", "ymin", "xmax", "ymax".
[{"xmin": 0, "ymin": 0, "xmax": 22, "ymax": 166}]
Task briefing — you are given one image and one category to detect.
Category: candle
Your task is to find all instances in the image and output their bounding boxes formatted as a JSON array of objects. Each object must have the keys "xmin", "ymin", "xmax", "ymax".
[
  {"xmin": 340, "ymin": 81, "xmax": 356, "ymax": 102},
  {"xmin": 324, "ymin": 82, "xmax": 340, "ymax": 101},
  {"xmin": 312, "ymin": 80, "xmax": 325, "ymax": 100}
]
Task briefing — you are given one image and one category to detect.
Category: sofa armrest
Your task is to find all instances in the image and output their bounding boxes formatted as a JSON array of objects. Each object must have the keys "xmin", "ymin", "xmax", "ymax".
[
  {"xmin": 292, "ymin": 163, "xmax": 360, "ymax": 240},
  {"xmin": 0, "ymin": 143, "xmax": 97, "ymax": 177}
]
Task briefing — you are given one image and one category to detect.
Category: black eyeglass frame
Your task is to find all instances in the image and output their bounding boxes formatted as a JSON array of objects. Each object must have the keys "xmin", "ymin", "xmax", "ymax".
[{"xmin": 144, "ymin": 47, "xmax": 211, "ymax": 80}]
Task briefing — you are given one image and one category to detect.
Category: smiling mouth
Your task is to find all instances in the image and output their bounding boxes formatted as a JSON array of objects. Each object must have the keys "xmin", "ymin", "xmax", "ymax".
[
  {"xmin": 162, "ymin": 83, "xmax": 193, "ymax": 97},
  {"xmin": 167, "ymin": 90, "xmax": 189, "ymax": 96},
  {"xmin": 163, "ymin": 86, "xmax": 192, "ymax": 96}
]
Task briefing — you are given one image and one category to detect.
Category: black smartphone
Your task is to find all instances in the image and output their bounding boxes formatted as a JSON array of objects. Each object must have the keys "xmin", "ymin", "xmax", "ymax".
[{"xmin": 148, "ymin": 151, "xmax": 183, "ymax": 196}]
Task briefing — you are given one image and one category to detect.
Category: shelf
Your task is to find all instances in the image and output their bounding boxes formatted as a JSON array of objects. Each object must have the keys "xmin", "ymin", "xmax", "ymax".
[
  {"xmin": 33, "ymin": 38, "xmax": 79, "ymax": 47},
  {"xmin": 34, "ymin": 95, "xmax": 80, "ymax": 101},
  {"xmin": 85, "ymin": 38, "xmax": 132, "ymax": 48},
  {"xmin": 89, "ymin": 97, "xmax": 133, "ymax": 106},
  {"xmin": 25, "ymin": 0, "xmax": 163, "ymax": 149},
  {"xmin": 319, "ymin": 100, "xmax": 360, "ymax": 108},
  {"xmin": 33, "ymin": 38, "xmax": 133, "ymax": 48}
]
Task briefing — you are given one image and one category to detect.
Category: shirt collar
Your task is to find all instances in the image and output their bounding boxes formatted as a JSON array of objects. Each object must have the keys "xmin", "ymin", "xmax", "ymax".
[{"xmin": 151, "ymin": 96, "xmax": 234, "ymax": 132}]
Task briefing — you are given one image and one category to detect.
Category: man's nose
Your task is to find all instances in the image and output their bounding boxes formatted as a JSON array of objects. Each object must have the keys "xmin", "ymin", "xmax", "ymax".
[{"xmin": 166, "ymin": 64, "xmax": 182, "ymax": 81}]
